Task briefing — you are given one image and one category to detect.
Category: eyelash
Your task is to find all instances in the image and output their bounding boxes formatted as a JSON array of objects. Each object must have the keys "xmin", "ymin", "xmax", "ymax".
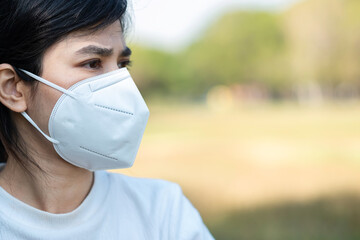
[
  {"xmin": 83, "ymin": 59, "xmax": 133, "ymax": 69},
  {"xmin": 118, "ymin": 60, "xmax": 132, "ymax": 68}
]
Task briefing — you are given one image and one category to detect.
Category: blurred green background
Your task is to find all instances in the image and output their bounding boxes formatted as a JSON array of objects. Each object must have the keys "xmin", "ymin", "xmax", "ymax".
[{"xmin": 114, "ymin": 0, "xmax": 360, "ymax": 239}]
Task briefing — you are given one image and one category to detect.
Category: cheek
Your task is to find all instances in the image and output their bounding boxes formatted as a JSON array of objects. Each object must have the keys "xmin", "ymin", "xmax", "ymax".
[
  {"xmin": 42, "ymin": 63, "xmax": 79, "ymax": 89},
  {"xmin": 28, "ymin": 84, "xmax": 63, "ymax": 134},
  {"xmin": 34, "ymin": 58, "xmax": 86, "ymax": 132},
  {"xmin": 29, "ymin": 64, "xmax": 82, "ymax": 133}
]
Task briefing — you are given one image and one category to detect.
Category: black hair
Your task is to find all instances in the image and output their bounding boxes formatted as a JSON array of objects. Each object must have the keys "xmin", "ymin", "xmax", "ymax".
[{"xmin": 0, "ymin": 0, "xmax": 129, "ymax": 171}]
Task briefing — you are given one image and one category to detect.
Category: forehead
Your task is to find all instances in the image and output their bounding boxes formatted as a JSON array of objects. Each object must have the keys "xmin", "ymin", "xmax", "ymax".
[
  {"xmin": 69, "ymin": 20, "xmax": 123, "ymax": 41},
  {"xmin": 45, "ymin": 21, "xmax": 125, "ymax": 57}
]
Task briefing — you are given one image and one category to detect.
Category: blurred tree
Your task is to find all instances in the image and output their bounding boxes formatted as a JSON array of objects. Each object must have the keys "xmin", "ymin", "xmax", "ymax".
[
  {"xmin": 130, "ymin": 11, "xmax": 289, "ymax": 99},
  {"xmin": 129, "ymin": 45, "xmax": 195, "ymax": 99},
  {"xmin": 284, "ymin": 0, "xmax": 360, "ymax": 98},
  {"xmin": 130, "ymin": 0, "xmax": 360, "ymax": 100},
  {"xmin": 185, "ymin": 11, "xmax": 289, "ymax": 97}
]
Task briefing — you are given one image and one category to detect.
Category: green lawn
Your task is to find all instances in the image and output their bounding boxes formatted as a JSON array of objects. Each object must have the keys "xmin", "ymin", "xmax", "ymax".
[{"xmin": 113, "ymin": 101, "xmax": 360, "ymax": 239}]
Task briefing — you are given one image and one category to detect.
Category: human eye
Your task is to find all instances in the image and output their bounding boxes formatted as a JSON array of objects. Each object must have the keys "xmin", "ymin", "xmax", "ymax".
[
  {"xmin": 118, "ymin": 60, "xmax": 132, "ymax": 69},
  {"xmin": 82, "ymin": 59, "xmax": 102, "ymax": 69}
]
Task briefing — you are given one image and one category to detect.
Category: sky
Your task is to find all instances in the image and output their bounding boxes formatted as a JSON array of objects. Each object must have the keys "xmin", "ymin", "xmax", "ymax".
[{"xmin": 128, "ymin": 0, "xmax": 302, "ymax": 51}]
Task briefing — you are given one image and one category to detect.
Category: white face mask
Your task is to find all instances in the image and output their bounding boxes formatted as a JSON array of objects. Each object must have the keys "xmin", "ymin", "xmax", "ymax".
[{"xmin": 19, "ymin": 68, "xmax": 150, "ymax": 171}]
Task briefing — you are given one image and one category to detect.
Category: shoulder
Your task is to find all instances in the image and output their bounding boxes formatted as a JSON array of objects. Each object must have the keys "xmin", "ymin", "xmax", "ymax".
[
  {"xmin": 98, "ymin": 171, "xmax": 184, "ymax": 217},
  {"xmin": 96, "ymin": 171, "xmax": 215, "ymax": 239},
  {"xmin": 104, "ymin": 170, "xmax": 182, "ymax": 198}
]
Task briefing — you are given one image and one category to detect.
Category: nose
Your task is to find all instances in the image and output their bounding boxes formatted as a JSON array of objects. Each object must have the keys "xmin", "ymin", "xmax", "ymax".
[{"xmin": 107, "ymin": 63, "xmax": 120, "ymax": 73}]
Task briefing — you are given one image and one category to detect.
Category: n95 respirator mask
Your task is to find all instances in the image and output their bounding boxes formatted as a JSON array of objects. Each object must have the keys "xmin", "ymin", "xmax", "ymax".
[{"xmin": 19, "ymin": 68, "xmax": 150, "ymax": 171}]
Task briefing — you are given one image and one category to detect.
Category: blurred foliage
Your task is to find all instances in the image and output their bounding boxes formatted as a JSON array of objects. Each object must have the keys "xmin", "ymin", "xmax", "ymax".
[
  {"xmin": 130, "ymin": 0, "xmax": 360, "ymax": 100},
  {"xmin": 186, "ymin": 11, "xmax": 288, "ymax": 97}
]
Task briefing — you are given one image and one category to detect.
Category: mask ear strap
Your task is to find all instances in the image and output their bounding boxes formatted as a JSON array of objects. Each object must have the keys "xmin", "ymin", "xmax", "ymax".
[
  {"xmin": 21, "ymin": 112, "xmax": 60, "ymax": 144},
  {"xmin": 19, "ymin": 69, "xmax": 77, "ymax": 99}
]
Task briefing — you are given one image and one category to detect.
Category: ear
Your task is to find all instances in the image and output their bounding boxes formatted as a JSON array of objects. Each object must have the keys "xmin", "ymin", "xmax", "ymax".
[{"xmin": 0, "ymin": 64, "xmax": 29, "ymax": 113}]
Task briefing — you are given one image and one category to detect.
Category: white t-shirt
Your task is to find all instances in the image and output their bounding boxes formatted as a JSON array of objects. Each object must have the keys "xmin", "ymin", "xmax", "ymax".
[{"xmin": 0, "ymin": 168, "xmax": 214, "ymax": 240}]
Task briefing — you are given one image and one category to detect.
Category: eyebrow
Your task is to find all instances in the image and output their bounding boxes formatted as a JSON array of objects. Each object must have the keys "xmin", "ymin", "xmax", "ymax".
[
  {"xmin": 121, "ymin": 47, "xmax": 132, "ymax": 57},
  {"xmin": 75, "ymin": 45, "xmax": 132, "ymax": 57}
]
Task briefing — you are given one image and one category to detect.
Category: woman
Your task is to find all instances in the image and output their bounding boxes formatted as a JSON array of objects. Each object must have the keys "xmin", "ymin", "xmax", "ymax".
[{"xmin": 0, "ymin": 0, "xmax": 214, "ymax": 239}]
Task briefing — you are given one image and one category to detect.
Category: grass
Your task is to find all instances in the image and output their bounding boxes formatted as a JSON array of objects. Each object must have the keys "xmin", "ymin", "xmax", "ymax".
[
  {"xmin": 112, "ymin": 101, "xmax": 360, "ymax": 239},
  {"xmin": 209, "ymin": 193, "xmax": 360, "ymax": 240}
]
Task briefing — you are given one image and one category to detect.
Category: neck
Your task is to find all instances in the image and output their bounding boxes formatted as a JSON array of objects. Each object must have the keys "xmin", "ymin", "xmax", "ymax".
[
  {"xmin": 0, "ymin": 154, "xmax": 93, "ymax": 214},
  {"xmin": 0, "ymin": 112, "xmax": 94, "ymax": 214}
]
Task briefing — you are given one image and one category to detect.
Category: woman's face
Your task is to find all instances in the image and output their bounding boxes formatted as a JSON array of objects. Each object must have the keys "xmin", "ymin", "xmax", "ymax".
[{"xmin": 26, "ymin": 20, "xmax": 131, "ymax": 136}]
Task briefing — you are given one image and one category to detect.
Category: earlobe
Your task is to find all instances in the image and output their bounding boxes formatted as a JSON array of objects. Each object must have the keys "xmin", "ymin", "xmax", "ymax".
[{"xmin": 0, "ymin": 64, "xmax": 28, "ymax": 113}]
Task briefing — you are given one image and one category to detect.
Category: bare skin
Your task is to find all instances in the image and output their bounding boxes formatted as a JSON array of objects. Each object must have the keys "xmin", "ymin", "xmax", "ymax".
[{"xmin": 0, "ymin": 21, "xmax": 131, "ymax": 214}]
